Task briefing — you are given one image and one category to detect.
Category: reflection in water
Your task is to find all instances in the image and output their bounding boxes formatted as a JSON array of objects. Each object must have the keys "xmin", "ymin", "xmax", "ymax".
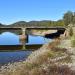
[
  {"xmin": 28, "ymin": 35, "xmax": 44, "ymax": 44},
  {"xmin": 27, "ymin": 35, "xmax": 51, "ymax": 44},
  {"xmin": 0, "ymin": 32, "xmax": 52, "ymax": 65},
  {"xmin": 0, "ymin": 32, "xmax": 51, "ymax": 45},
  {"xmin": 0, "ymin": 32, "xmax": 19, "ymax": 45}
]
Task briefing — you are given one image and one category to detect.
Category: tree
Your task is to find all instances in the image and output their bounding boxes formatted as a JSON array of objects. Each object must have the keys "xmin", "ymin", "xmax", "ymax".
[
  {"xmin": 56, "ymin": 20, "xmax": 64, "ymax": 26},
  {"xmin": 63, "ymin": 11, "xmax": 73, "ymax": 26},
  {"xmin": 73, "ymin": 12, "xmax": 75, "ymax": 24},
  {"xmin": 69, "ymin": 27, "xmax": 73, "ymax": 36}
]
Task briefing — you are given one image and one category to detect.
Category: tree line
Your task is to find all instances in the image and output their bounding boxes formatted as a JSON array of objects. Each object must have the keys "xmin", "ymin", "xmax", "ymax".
[
  {"xmin": 9, "ymin": 11, "xmax": 75, "ymax": 27},
  {"xmin": 63, "ymin": 11, "xmax": 75, "ymax": 26},
  {"xmin": 0, "ymin": 11, "xmax": 75, "ymax": 27}
]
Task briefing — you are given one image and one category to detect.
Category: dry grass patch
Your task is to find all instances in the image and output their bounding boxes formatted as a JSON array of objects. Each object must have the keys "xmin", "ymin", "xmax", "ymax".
[{"xmin": 46, "ymin": 64, "xmax": 75, "ymax": 75}]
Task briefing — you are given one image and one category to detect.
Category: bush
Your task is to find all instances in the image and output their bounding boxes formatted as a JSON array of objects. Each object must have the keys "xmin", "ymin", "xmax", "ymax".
[
  {"xmin": 71, "ymin": 36, "xmax": 75, "ymax": 47},
  {"xmin": 69, "ymin": 27, "xmax": 73, "ymax": 36}
]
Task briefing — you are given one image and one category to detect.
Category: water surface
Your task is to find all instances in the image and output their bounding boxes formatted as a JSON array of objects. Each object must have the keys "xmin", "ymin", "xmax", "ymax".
[
  {"xmin": 0, "ymin": 51, "xmax": 32, "ymax": 65},
  {"xmin": 0, "ymin": 32, "xmax": 52, "ymax": 45},
  {"xmin": 0, "ymin": 32, "xmax": 52, "ymax": 65}
]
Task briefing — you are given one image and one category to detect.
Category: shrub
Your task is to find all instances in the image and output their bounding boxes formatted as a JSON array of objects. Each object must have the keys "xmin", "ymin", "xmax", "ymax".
[
  {"xmin": 71, "ymin": 36, "xmax": 75, "ymax": 47},
  {"xmin": 69, "ymin": 27, "xmax": 73, "ymax": 36}
]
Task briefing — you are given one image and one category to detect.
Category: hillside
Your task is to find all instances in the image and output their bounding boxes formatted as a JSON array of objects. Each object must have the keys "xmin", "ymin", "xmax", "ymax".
[
  {"xmin": 0, "ymin": 20, "xmax": 64, "ymax": 28},
  {"xmin": 0, "ymin": 23, "xmax": 5, "ymax": 27}
]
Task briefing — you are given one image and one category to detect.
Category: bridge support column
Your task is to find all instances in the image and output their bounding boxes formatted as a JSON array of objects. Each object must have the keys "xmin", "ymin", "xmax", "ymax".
[
  {"xmin": 19, "ymin": 28, "xmax": 27, "ymax": 50},
  {"xmin": 22, "ymin": 28, "xmax": 26, "ymax": 35}
]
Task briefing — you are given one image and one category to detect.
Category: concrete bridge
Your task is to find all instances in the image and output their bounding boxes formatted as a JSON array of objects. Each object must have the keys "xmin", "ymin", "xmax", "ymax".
[
  {"xmin": 0, "ymin": 27, "xmax": 66, "ymax": 50},
  {"xmin": 0, "ymin": 27, "xmax": 66, "ymax": 42},
  {"xmin": 0, "ymin": 26, "xmax": 65, "ymax": 35}
]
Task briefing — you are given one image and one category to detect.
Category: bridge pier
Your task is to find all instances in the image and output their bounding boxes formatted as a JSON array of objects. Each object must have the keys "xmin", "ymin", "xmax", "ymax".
[
  {"xmin": 19, "ymin": 28, "xmax": 27, "ymax": 50},
  {"xmin": 21, "ymin": 28, "xmax": 26, "ymax": 35}
]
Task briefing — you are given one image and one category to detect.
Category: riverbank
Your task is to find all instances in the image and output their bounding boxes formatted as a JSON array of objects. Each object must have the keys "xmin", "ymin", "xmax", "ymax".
[
  {"xmin": 31, "ymin": 30, "xmax": 57, "ymax": 36},
  {"xmin": 0, "ymin": 38, "xmax": 75, "ymax": 75}
]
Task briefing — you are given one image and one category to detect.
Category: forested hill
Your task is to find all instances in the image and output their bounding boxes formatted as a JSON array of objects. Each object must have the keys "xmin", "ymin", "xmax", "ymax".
[
  {"xmin": 0, "ymin": 23, "xmax": 5, "ymax": 27},
  {"xmin": 0, "ymin": 11, "xmax": 75, "ymax": 27},
  {"xmin": 0, "ymin": 20, "xmax": 64, "ymax": 27}
]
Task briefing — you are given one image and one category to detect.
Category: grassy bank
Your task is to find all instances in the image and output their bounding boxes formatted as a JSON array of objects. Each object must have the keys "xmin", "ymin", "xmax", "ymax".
[{"xmin": 0, "ymin": 39, "xmax": 74, "ymax": 75}]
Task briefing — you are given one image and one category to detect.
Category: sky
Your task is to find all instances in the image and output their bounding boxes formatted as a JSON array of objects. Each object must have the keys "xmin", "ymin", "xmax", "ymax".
[{"xmin": 0, "ymin": 0, "xmax": 75, "ymax": 24}]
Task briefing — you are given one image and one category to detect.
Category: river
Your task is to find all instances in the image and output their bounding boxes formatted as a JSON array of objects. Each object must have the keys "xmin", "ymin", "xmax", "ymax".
[{"xmin": 0, "ymin": 32, "xmax": 52, "ymax": 65}]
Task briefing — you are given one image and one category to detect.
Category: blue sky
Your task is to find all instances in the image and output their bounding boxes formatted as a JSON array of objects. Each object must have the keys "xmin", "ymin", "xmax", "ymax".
[{"xmin": 0, "ymin": 0, "xmax": 75, "ymax": 24}]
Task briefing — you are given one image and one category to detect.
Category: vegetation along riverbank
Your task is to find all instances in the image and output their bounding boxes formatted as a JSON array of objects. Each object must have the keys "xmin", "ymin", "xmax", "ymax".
[{"xmin": 0, "ymin": 35, "xmax": 75, "ymax": 75}]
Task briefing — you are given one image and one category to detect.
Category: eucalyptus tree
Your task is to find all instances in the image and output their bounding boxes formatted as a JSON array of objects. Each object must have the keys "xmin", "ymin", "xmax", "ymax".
[
  {"xmin": 73, "ymin": 12, "xmax": 75, "ymax": 25},
  {"xmin": 63, "ymin": 11, "xmax": 73, "ymax": 26}
]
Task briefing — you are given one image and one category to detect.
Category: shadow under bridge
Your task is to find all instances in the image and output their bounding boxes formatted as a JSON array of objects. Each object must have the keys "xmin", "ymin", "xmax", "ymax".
[
  {"xmin": 0, "ymin": 28, "xmax": 22, "ymax": 35},
  {"xmin": 26, "ymin": 27, "xmax": 66, "ymax": 39}
]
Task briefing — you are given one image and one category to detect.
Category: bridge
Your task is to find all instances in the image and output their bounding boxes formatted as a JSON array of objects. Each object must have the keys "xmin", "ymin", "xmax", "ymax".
[
  {"xmin": 0, "ymin": 26, "xmax": 66, "ymax": 41},
  {"xmin": 0, "ymin": 26, "xmax": 66, "ymax": 50},
  {"xmin": 0, "ymin": 26, "xmax": 65, "ymax": 35},
  {"xmin": 0, "ymin": 26, "xmax": 66, "ymax": 40}
]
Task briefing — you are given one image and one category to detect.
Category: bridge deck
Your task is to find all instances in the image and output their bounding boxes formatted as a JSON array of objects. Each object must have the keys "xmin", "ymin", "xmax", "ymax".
[{"xmin": 0, "ymin": 27, "xmax": 65, "ymax": 29}]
